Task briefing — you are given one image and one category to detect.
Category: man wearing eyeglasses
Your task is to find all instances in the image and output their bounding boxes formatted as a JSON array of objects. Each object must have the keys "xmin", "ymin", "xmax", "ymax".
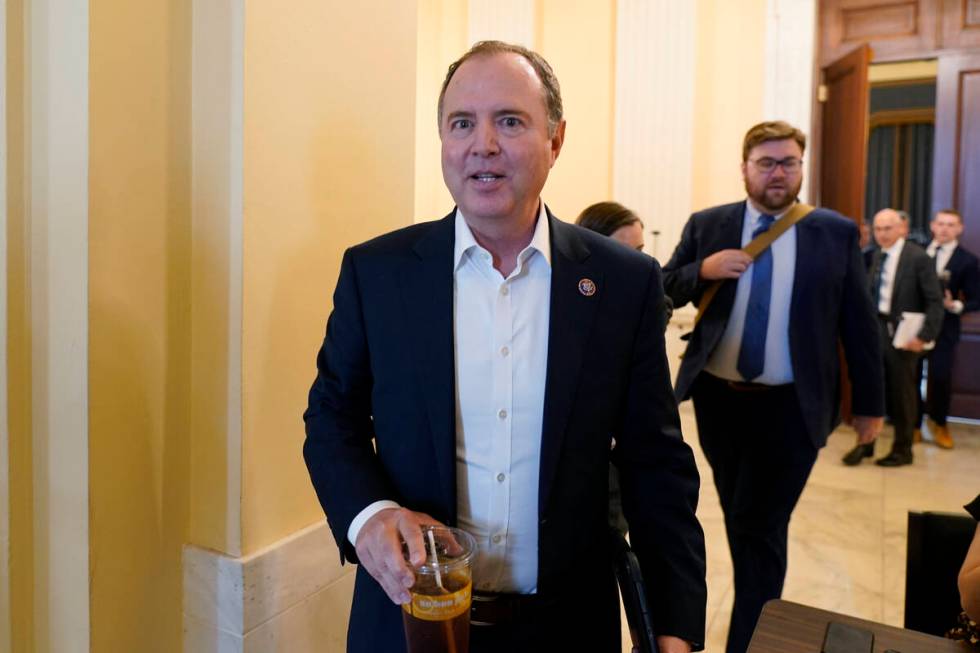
[{"xmin": 663, "ymin": 121, "xmax": 885, "ymax": 653}]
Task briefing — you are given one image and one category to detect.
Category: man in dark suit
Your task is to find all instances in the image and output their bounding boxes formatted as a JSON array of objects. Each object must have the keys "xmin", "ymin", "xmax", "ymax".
[
  {"xmin": 843, "ymin": 208, "xmax": 944, "ymax": 467},
  {"xmin": 303, "ymin": 41, "xmax": 706, "ymax": 653},
  {"xmin": 923, "ymin": 209, "xmax": 979, "ymax": 448},
  {"xmin": 663, "ymin": 121, "xmax": 884, "ymax": 653}
]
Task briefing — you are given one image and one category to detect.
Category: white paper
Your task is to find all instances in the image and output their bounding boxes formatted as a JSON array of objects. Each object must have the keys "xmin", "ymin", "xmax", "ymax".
[{"xmin": 892, "ymin": 312, "xmax": 934, "ymax": 350}]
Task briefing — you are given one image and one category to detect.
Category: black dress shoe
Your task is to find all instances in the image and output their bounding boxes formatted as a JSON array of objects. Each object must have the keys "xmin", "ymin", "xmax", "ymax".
[
  {"xmin": 842, "ymin": 444, "xmax": 874, "ymax": 466},
  {"xmin": 875, "ymin": 452, "xmax": 913, "ymax": 467}
]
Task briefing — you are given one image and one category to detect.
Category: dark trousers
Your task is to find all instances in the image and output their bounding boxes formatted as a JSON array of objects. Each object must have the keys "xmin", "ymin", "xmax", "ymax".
[
  {"xmin": 692, "ymin": 373, "xmax": 818, "ymax": 653},
  {"xmin": 925, "ymin": 332, "xmax": 957, "ymax": 426},
  {"xmin": 881, "ymin": 319, "xmax": 922, "ymax": 455},
  {"xmin": 468, "ymin": 579, "xmax": 620, "ymax": 652}
]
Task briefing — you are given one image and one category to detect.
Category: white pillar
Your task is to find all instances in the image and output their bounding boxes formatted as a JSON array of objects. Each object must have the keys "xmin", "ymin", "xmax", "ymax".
[
  {"xmin": 763, "ymin": 0, "xmax": 817, "ymax": 202},
  {"xmin": 29, "ymin": 0, "xmax": 90, "ymax": 650},
  {"xmin": 468, "ymin": 0, "xmax": 536, "ymax": 48},
  {"xmin": 613, "ymin": 0, "xmax": 698, "ymax": 263}
]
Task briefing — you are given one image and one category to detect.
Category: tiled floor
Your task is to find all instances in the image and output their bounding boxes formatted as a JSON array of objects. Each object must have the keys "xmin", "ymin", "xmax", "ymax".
[{"xmin": 621, "ymin": 404, "xmax": 980, "ymax": 651}]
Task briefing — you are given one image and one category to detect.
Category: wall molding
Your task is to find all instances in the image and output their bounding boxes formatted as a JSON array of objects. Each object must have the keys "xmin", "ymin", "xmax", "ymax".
[
  {"xmin": 184, "ymin": 522, "xmax": 355, "ymax": 653},
  {"xmin": 0, "ymin": 0, "xmax": 10, "ymax": 648}
]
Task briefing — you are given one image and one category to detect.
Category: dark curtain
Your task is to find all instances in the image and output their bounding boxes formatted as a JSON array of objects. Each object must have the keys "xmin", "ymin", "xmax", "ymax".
[
  {"xmin": 907, "ymin": 123, "xmax": 933, "ymax": 243},
  {"xmin": 864, "ymin": 122, "xmax": 934, "ymax": 244},
  {"xmin": 865, "ymin": 125, "xmax": 895, "ymax": 225}
]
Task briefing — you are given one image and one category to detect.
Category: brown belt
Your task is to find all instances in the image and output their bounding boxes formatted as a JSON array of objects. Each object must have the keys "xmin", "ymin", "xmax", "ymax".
[{"xmin": 470, "ymin": 591, "xmax": 555, "ymax": 627}]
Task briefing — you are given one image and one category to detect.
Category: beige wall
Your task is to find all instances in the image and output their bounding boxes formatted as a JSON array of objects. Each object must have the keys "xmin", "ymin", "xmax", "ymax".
[
  {"xmin": 240, "ymin": 0, "xmax": 420, "ymax": 554},
  {"xmin": 691, "ymin": 0, "xmax": 767, "ymax": 212},
  {"xmin": 537, "ymin": 0, "xmax": 616, "ymax": 222},
  {"xmin": 88, "ymin": 1, "xmax": 191, "ymax": 652},
  {"xmin": 415, "ymin": 0, "xmax": 467, "ymax": 222}
]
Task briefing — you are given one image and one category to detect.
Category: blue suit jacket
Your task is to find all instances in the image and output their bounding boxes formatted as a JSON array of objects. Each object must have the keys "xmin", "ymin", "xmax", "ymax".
[
  {"xmin": 938, "ymin": 245, "xmax": 980, "ymax": 343},
  {"xmin": 663, "ymin": 202, "xmax": 885, "ymax": 447},
  {"xmin": 304, "ymin": 209, "xmax": 707, "ymax": 651}
]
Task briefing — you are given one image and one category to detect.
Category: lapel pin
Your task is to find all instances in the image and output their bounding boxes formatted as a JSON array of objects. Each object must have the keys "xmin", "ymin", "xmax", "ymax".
[{"xmin": 578, "ymin": 278, "xmax": 597, "ymax": 297}]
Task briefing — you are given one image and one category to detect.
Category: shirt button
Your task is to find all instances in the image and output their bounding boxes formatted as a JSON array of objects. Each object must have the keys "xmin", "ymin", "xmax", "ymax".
[
  {"xmin": 492, "ymin": 534, "xmax": 502, "ymax": 544},
  {"xmin": 498, "ymin": 409, "xmax": 507, "ymax": 420},
  {"xmin": 500, "ymin": 346, "xmax": 509, "ymax": 357},
  {"xmin": 496, "ymin": 473, "xmax": 506, "ymax": 482},
  {"xmin": 500, "ymin": 286, "xmax": 509, "ymax": 296}
]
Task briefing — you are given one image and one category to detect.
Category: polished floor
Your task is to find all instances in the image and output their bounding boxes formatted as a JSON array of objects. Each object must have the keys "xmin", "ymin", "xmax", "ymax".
[{"xmin": 621, "ymin": 404, "xmax": 980, "ymax": 651}]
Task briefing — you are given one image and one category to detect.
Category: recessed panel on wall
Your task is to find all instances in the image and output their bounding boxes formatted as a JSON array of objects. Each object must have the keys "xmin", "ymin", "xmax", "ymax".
[
  {"xmin": 939, "ymin": 0, "xmax": 980, "ymax": 49},
  {"xmin": 820, "ymin": 0, "xmax": 941, "ymax": 66}
]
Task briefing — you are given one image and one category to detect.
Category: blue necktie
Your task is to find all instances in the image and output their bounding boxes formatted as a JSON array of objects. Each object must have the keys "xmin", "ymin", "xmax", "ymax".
[{"xmin": 737, "ymin": 214, "xmax": 775, "ymax": 381}]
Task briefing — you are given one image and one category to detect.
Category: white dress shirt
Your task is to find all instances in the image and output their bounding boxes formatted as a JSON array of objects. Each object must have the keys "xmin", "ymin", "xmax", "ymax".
[
  {"xmin": 877, "ymin": 238, "xmax": 905, "ymax": 315},
  {"xmin": 348, "ymin": 204, "xmax": 551, "ymax": 595},
  {"xmin": 927, "ymin": 239, "xmax": 963, "ymax": 314},
  {"xmin": 704, "ymin": 200, "xmax": 796, "ymax": 384}
]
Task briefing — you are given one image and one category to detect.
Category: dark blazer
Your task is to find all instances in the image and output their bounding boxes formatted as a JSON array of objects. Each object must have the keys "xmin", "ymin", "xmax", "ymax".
[
  {"xmin": 304, "ymin": 209, "xmax": 707, "ymax": 652},
  {"xmin": 663, "ymin": 201, "xmax": 885, "ymax": 448},
  {"xmin": 871, "ymin": 241, "xmax": 944, "ymax": 343},
  {"xmin": 936, "ymin": 244, "xmax": 980, "ymax": 342}
]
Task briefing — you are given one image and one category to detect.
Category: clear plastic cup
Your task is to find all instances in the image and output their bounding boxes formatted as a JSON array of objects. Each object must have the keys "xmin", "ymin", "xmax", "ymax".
[{"xmin": 401, "ymin": 526, "xmax": 477, "ymax": 653}]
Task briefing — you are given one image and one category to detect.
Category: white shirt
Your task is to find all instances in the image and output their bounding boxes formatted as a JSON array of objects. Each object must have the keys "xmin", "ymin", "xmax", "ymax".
[
  {"xmin": 927, "ymin": 239, "xmax": 963, "ymax": 314},
  {"xmin": 348, "ymin": 204, "xmax": 551, "ymax": 595},
  {"xmin": 704, "ymin": 201, "xmax": 796, "ymax": 384},
  {"xmin": 877, "ymin": 238, "xmax": 905, "ymax": 315}
]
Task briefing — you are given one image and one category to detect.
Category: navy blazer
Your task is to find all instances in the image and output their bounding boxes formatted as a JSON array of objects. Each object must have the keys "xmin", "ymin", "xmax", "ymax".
[
  {"xmin": 937, "ymin": 244, "xmax": 980, "ymax": 342},
  {"xmin": 663, "ymin": 201, "xmax": 884, "ymax": 448},
  {"xmin": 304, "ymin": 209, "xmax": 707, "ymax": 651}
]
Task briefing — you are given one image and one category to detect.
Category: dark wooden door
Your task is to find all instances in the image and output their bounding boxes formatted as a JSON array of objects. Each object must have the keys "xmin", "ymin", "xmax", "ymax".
[
  {"xmin": 933, "ymin": 51, "xmax": 980, "ymax": 420},
  {"xmin": 819, "ymin": 44, "xmax": 872, "ymax": 220},
  {"xmin": 819, "ymin": 45, "xmax": 871, "ymax": 424}
]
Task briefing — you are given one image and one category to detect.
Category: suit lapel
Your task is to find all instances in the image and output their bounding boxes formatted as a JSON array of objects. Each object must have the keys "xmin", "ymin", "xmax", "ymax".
[
  {"xmin": 538, "ymin": 213, "xmax": 603, "ymax": 516},
  {"xmin": 892, "ymin": 243, "xmax": 916, "ymax": 311},
  {"xmin": 400, "ymin": 212, "xmax": 457, "ymax": 522},
  {"xmin": 708, "ymin": 202, "xmax": 748, "ymax": 316}
]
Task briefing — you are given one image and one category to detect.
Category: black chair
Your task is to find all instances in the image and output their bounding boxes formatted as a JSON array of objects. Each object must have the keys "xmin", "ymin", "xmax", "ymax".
[
  {"xmin": 611, "ymin": 528, "xmax": 659, "ymax": 653},
  {"xmin": 904, "ymin": 510, "xmax": 976, "ymax": 636}
]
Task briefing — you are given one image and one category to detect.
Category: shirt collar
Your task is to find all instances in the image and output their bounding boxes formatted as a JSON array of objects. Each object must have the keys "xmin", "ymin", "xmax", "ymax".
[
  {"xmin": 453, "ymin": 202, "xmax": 552, "ymax": 271},
  {"xmin": 928, "ymin": 239, "xmax": 958, "ymax": 253},
  {"xmin": 745, "ymin": 199, "xmax": 794, "ymax": 226},
  {"xmin": 882, "ymin": 237, "xmax": 905, "ymax": 256}
]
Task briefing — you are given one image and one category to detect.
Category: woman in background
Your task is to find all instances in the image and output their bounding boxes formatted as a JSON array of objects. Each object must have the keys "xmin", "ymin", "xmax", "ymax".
[
  {"xmin": 576, "ymin": 200, "xmax": 646, "ymax": 251},
  {"xmin": 576, "ymin": 201, "xmax": 673, "ymax": 537}
]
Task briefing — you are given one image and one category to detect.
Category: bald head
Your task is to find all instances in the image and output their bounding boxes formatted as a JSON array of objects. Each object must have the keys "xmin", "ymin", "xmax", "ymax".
[{"xmin": 873, "ymin": 209, "xmax": 902, "ymax": 249}]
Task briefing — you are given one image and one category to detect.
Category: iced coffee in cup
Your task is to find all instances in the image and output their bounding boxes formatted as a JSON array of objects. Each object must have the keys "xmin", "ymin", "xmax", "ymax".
[{"xmin": 402, "ymin": 525, "xmax": 477, "ymax": 653}]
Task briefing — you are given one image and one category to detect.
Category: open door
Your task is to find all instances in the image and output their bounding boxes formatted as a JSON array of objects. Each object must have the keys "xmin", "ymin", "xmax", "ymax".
[
  {"xmin": 818, "ymin": 44, "xmax": 871, "ymax": 425},
  {"xmin": 933, "ymin": 52, "xmax": 980, "ymax": 419},
  {"xmin": 819, "ymin": 43, "xmax": 872, "ymax": 220}
]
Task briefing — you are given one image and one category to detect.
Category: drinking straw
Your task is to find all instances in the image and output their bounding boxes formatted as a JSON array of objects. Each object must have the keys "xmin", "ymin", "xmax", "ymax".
[{"xmin": 426, "ymin": 528, "xmax": 445, "ymax": 591}]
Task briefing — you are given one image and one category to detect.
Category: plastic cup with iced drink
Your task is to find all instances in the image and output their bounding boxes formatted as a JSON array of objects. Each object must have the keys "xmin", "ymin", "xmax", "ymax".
[{"xmin": 402, "ymin": 525, "xmax": 477, "ymax": 653}]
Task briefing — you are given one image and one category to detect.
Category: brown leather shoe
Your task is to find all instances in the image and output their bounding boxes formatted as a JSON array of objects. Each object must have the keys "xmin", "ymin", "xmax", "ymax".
[
  {"xmin": 933, "ymin": 424, "xmax": 954, "ymax": 449},
  {"xmin": 913, "ymin": 428, "xmax": 922, "ymax": 444}
]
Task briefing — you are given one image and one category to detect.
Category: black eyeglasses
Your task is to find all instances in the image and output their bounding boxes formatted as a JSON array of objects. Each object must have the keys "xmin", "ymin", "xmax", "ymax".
[{"xmin": 749, "ymin": 157, "xmax": 803, "ymax": 173}]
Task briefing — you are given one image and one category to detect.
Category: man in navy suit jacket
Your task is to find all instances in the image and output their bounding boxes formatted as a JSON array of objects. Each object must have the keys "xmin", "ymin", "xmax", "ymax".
[
  {"xmin": 663, "ymin": 121, "xmax": 884, "ymax": 653},
  {"xmin": 304, "ymin": 41, "xmax": 706, "ymax": 653},
  {"xmin": 923, "ymin": 209, "xmax": 980, "ymax": 447}
]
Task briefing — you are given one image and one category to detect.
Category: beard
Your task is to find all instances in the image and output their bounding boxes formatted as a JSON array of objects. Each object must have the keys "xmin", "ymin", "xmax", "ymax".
[{"xmin": 745, "ymin": 175, "xmax": 802, "ymax": 213}]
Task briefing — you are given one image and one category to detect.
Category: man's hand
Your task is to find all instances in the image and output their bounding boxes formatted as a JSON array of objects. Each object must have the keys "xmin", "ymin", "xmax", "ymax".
[
  {"xmin": 654, "ymin": 635, "xmax": 692, "ymax": 653},
  {"xmin": 699, "ymin": 249, "xmax": 752, "ymax": 280},
  {"xmin": 354, "ymin": 507, "xmax": 444, "ymax": 605},
  {"xmin": 902, "ymin": 337, "xmax": 926, "ymax": 352},
  {"xmin": 851, "ymin": 414, "xmax": 883, "ymax": 444}
]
